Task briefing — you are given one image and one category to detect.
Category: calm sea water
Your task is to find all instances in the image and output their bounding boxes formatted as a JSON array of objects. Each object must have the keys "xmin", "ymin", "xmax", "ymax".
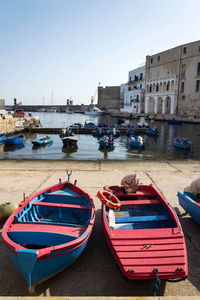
[{"xmin": 0, "ymin": 112, "xmax": 200, "ymax": 160}]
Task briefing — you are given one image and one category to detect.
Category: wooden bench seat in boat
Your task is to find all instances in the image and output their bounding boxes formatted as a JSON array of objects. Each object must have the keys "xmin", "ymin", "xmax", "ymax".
[
  {"xmin": 32, "ymin": 202, "xmax": 90, "ymax": 209},
  {"xmin": 9, "ymin": 223, "xmax": 86, "ymax": 237},
  {"xmin": 120, "ymin": 200, "xmax": 160, "ymax": 205},
  {"xmin": 116, "ymin": 214, "xmax": 171, "ymax": 223}
]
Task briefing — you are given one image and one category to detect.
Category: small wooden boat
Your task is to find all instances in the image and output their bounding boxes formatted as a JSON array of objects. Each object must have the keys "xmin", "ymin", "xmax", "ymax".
[
  {"xmin": 2, "ymin": 176, "xmax": 95, "ymax": 291},
  {"xmin": 99, "ymin": 136, "xmax": 115, "ymax": 148},
  {"xmin": 32, "ymin": 136, "xmax": 53, "ymax": 146},
  {"xmin": 128, "ymin": 136, "xmax": 145, "ymax": 148},
  {"xmin": 62, "ymin": 136, "xmax": 78, "ymax": 148},
  {"xmin": 168, "ymin": 120, "xmax": 182, "ymax": 125},
  {"xmin": 97, "ymin": 184, "xmax": 188, "ymax": 294},
  {"xmin": 0, "ymin": 133, "xmax": 5, "ymax": 143},
  {"xmin": 177, "ymin": 191, "xmax": 200, "ymax": 224},
  {"xmin": 173, "ymin": 136, "xmax": 192, "ymax": 150},
  {"xmin": 4, "ymin": 135, "xmax": 24, "ymax": 146},
  {"xmin": 146, "ymin": 128, "xmax": 159, "ymax": 136}
]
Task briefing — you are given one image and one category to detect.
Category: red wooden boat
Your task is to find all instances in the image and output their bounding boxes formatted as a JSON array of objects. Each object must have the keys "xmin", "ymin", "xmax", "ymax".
[{"xmin": 97, "ymin": 184, "xmax": 188, "ymax": 292}]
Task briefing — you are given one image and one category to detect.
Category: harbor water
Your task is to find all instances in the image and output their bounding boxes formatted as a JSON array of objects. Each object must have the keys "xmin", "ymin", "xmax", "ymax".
[{"xmin": 0, "ymin": 111, "xmax": 200, "ymax": 160}]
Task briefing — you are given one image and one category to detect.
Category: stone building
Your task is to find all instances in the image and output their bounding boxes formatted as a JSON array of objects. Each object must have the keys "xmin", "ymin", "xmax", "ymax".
[
  {"xmin": 145, "ymin": 40, "xmax": 200, "ymax": 116},
  {"xmin": 97, "ymin": 86, "xmax": 120, "ymax": 111},
  {"xmin": 0, "ymin": 99, "xmax": 6, "ymax": 114},
  {"xmin": 120, "ymin": 66, "xmax": 145, "ymax": 114}
]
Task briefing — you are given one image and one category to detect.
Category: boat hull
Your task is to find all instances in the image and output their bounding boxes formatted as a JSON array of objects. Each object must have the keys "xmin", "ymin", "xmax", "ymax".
[
  {"xmin": 4, "ymin": 136, "xmax": 24, "ymax": 146},
  {"xmin": 178, "ymin": 191, "xmax": 200, "ymax": 224},
  {"xmin": 101, "ymin": 184, "xmax": 188, "ymax": 281},
  {"xmin": 2, "ymin": 180, "xmax": 95, "ymax": 289},
  {"xmin": 32, "ymin": 138, "xmax": 53, "ymax": 146}
]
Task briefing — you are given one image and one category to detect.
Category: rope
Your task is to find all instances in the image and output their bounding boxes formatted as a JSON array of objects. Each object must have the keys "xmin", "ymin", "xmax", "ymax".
[{"xmin": 151, "ymin": 268, "xmax": 161, "ymax": 296}]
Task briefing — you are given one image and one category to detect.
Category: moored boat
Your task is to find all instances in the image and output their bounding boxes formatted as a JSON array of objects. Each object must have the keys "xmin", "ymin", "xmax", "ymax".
[
  {"xmin": 2, "ymin": 175, "xmax": 95, "ymax": 292},
  {"xmin": 84, "ymin": 106, "xmax": 104, "ymax": 116},
  {"xmin": 0, "ymin": 133, "xmax": 5, "ymax": 143},
  {"xmin": 97, "ymin": 178, "xmax": 188, "ymax": 295},
  {"xmin": 128, "ymin": 136, "xmax": 145, "ymax": 148},
  {"xmin": 173, "ymin": 136, "xmax": 192, "ymax": 150},
  {"xmin": 62, "ymin": 136, "xmax": 78, "ymax": 148},
  {"xmin": 4, "ymin": 135, "xmax": 24, "ymax": 146},
  {"xmin": 146, "ymin": 128, "xmax": 159, "ymax": 136},
  {"xmin": 99, "ymin": 135, "xmax": 115, "ymax": 148},
  {"xmin": 32, "ymin": 136, "xmax": 53, "ymax": 146}
]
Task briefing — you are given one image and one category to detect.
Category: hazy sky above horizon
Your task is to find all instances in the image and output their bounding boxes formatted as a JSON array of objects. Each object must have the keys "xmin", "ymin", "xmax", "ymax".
[{"xmin": 0, "ymin": 0, "xmax": 200, "ymax": 105}]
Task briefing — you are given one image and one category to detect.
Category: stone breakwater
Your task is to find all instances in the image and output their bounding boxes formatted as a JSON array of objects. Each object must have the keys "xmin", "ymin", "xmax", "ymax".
[{"xmin": 0, "ymin": 114, "xmax": 40, "ymax": 134}]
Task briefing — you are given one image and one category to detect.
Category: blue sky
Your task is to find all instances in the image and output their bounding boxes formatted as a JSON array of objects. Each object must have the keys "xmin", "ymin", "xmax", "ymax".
[{"xmin": 0, "ymin": 0, "xmax": 200, "ymax": 105}]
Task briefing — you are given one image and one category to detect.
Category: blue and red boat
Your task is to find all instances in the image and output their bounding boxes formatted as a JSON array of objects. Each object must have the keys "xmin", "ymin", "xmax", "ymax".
[
  {"xmin": 173, "ymin": 136, "xmax": 192, "ymax": 150},
  {"xmin": 99, "ymin": 135, "xmax": 115, "ymax": 148},
  {"xmin": 3, "ymin": 135, "xmax": 24, "ymax": 146},
  {"xmin": 97, "ymin": 183, "xmax": 188, "ymax": 294},
  {"xmin": 2, "ymin": 176, "xmax": 95, "ymax": 291},
  {"xmin": 146, "ymin": 128, "xmax": 159, "ymax": 136}
]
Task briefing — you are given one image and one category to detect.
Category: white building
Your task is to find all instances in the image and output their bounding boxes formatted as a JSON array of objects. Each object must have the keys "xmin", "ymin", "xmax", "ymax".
[{"xmin": 120, "ymin": 66, "xmax": 145, "ymax": 114}]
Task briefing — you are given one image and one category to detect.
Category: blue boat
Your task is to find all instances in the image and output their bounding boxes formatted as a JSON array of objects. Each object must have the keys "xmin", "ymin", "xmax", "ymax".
[
  {"xmin": 168, "ymin": 120, "xmax": 182, "ymax": 125},
  {"xmin": 177, "ymin": 191, "xmax": 200, "ymax": 224},
  {"xmin": 0, "ymin": 133, "xmax": 5, "ymax": 143},
  {"xmin": 32, "ymin": 136, "xmax": 53, "ymax": 146},
  {"xmin": 173, "ymin": 136, "xmax": 192, "ymax": 150},
  {"xmin": 2, "ymin": 176, "xmax": 95, "ymax": 292},
  {"xmin": 4, "ymin": 135, "xmax": 24, "ymax": 146},
  {"xmin": 146, "ymin": 128, "xmax": 159, "ymax": 136},
  {"xmin": 128, "ymin": 136, "xmax": 145, "ymax": 148},
  {"xmin": 99, "ymin": 135, "xmax": 115, "ymax": 148}
]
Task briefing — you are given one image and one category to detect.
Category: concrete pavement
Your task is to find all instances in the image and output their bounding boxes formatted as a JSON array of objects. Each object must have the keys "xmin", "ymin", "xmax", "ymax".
[{"xmin": 0, "ymin": 160, "xmax": 200, "ymax": 297}]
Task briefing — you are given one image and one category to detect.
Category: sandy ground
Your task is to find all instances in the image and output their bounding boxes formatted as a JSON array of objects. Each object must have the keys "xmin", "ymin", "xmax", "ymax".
[{"xmin": 0, "ymin": 160, "xmax": 200, "ymax": 297}]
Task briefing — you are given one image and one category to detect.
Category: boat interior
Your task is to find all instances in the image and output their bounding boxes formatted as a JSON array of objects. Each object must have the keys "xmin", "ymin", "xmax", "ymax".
[
  {"xmin": 8, "ymin": 187, "xmax": 92, "ymax": 249},
  {"xmin": 106, "ymin": 185, "xmax": 176, "ymax": 230}
]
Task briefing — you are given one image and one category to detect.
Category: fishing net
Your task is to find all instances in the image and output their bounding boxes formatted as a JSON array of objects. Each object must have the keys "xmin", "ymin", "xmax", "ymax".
[{"xmin": 121, "ymin": 174, "xmax": 139, "ymax": 193}]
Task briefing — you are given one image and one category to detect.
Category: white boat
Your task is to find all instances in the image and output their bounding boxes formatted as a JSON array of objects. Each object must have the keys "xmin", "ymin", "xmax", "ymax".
[
  {"xmin": 85, "ymin": 106, "xmax": 104, "ymax": 116},
  {"xmin": 47, "ymin": 108, "xmax": 57, "ymax": 112},
  {"xmin": 137, "ymin": 117, "xmax": 149, "ymax": 128},
  {"xmin": 65, "ymin": 109, "xmax": 74, "ymax": 114},
  {"xmin": 37, "ymin": 108, "xmax": 46, "ymax": 112}
]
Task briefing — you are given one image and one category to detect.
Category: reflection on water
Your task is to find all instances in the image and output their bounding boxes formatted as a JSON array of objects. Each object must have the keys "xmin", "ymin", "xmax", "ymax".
[
  {"xmin": 3, "ymin": 143, "xmax": 25, "ymax": 152},
  {"xmin": 62, "ymin": 146, "xmax": 78, "ymax": 158},
  {"xmin": 0, "ymin": 112, "xmax": 200, "ymax": 160}
]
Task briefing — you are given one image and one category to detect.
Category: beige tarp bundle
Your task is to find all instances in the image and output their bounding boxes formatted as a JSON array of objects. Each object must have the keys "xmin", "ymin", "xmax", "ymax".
[{"xmin": 184, "ymin": 178, "xmax": 200, "ymax": 195}]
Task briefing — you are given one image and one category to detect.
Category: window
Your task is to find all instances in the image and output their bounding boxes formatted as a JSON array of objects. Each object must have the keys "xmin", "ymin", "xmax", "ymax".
[
  {"xmin": 150, "ymin": 86, "xmax": 152, "ymax": 92},
  {"xmin": 182, "ymin": 95, "xmax": 185, "ymax": 100},
  {"xmin": 181, "ymin": 82, "xmax": 184, "ymax": 93},
  {"xmin": 181, "ymin": 64, "xmax": 186, "ymax": 78},
  {"xmin": 129, "ymin": 76, "xmax": 131, "ymax": 82},
  {"xmin": 196, "ymin": 80, "xmax": 200, "ymax": 92},
  {"xmin": 140, "ymin": 73, "xmax": 143, "ymax": 80},
  {"xmin": 197, "ymin": 63, "xmax": 200, "ymax": 76},
  {"xmin": 151, "ymin": 58, "xmax": 153, "ymax": 64},
  {"xmin": 135, "ymin": 75, "xmax": 138, "ymax": 81},
  {"xmin": 183, "ymin": 47, "xmax": 187, "ymax": 54},
  {"xmin": 166, "ymin": 82, "xmax": 170, "ymax": 91},
  {"xmin": 156, "ymin": 83, "xmax": 159, "ymax": 92},
  {"xmin": 140, "ymin": 83, "xmax": 142, "ymax": 89},
  {"xmin": 158, "ymin": 55, "xmax": 160, "ymax": 61},
  {"xmin": 199, "ymin": 46, "xmax": 200, "ymax": 52}
]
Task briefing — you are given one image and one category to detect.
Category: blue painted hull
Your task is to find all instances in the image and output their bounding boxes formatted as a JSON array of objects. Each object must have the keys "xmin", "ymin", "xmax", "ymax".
[
  {"xmin": 4, "ymin": 136, "xmax": 24, "ymax": 146},
  {"xmin": 0, "ymin": 134, "xmax": 5, "ymax": 143},
  {"xmin": 146, "ymin": 129, "xmax": 159, "ymax": 136},
  {"xmin": 99, "ymin": 140, "xmax": 114, "ymax": 148},
  {"xmin": 128, "ymin": 137, "xmax": 144, "ymax": 148},
  {"xmin": 2, "ymin": 180, "xmax": 95, "ymax": 290},
  {"xmin": 173, "ymin": 138, "xmax": 191, "ymax": 150},
  {"xmin": 6, "ymin": 235, "xmax": 89, "ymax": 288},
  {"xmin": 32, "ymin": 138, "xmax": 53, "ymax": 146},
  {"xmin": 177, "ymin": 191, "xmax": 200, "ymax": 224}
]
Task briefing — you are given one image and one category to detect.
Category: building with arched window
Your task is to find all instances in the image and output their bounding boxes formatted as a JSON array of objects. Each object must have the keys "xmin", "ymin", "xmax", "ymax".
[{"xmin": 145, "ymin": 40, "xmax": 200, "ymax": 116}]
